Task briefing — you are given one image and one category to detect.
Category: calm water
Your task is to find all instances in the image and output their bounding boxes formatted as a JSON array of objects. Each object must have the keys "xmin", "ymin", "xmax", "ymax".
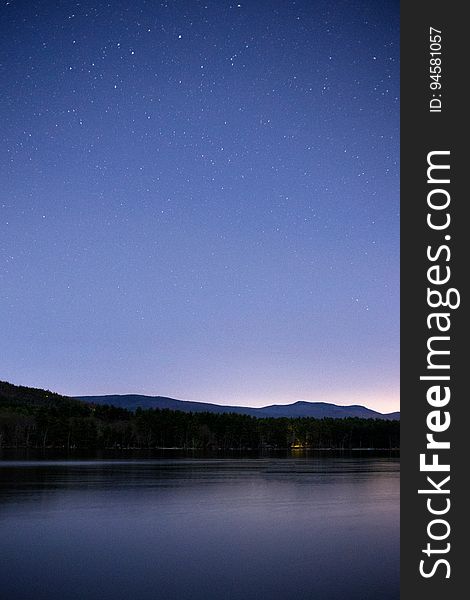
[{"xmin": 0, "ymin": 453, "xmax": 399, "ymax": 600}]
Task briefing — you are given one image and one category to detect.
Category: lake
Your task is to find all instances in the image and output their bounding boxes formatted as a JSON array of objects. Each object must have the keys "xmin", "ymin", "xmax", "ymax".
[{"xmin": 0, "ymin": 452, "xmax": 399, "ymax": 600}]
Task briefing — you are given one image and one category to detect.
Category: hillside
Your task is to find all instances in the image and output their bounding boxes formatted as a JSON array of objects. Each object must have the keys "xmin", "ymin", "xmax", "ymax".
[
  {"xmin": 0, "ymin": 380, "xmax": 82, "ymax": 410},
  {"xmin": 76, "ymin": 394, "xmax": 400, "ymax": 420}
]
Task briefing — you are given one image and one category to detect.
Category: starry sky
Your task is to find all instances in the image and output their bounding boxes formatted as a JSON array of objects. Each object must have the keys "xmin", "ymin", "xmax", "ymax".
[{"xmin": 1, "ymin": 0, "xmax": 399, "ymax": 412}]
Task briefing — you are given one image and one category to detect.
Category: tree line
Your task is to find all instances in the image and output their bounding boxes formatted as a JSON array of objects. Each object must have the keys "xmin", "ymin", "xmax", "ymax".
[{"xmin": 0, "ymin": 381, "xmax": 399, "ymax": 450}]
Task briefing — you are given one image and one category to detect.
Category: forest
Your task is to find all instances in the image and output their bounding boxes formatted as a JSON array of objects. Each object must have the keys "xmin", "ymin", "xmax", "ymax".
[{"xmin": 0, "ymin": 381, "xmax": 399, "ymax": 450}]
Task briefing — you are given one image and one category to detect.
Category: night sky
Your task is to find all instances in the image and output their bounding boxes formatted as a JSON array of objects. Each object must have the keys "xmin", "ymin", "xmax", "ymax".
[{"xmin": 1, "ymin": 1, "xmax": 399, "ymax": 412}]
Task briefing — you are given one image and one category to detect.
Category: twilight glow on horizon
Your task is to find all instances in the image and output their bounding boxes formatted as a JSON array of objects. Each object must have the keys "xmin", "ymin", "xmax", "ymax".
[{"xmin": 1, "ymin": 0, "xmax": 399, "ymax": 413}]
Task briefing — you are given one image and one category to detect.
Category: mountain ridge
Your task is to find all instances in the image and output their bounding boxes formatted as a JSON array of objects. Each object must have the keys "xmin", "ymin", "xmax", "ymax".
[{"xmin": 75, "ymin": 393, "xmax": 400, "ymax": 420}]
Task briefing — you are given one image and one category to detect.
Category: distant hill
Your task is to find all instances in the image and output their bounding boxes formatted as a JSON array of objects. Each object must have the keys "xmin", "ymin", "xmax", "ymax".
[{"xmin": 76, "ymin": 394, "xmax": 400, "ymax": 420}]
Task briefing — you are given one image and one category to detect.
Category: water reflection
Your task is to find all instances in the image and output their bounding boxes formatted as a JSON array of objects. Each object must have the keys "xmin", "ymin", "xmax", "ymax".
[{"xmin": 0, "ymin": 453, "xmax": 399, "ymax": 600}]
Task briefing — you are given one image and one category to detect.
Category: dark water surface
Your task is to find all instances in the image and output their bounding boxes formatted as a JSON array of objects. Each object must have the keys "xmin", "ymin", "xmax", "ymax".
[{"xmin": 0, "ymin": 452, "xmax": 399, "ymax": 600}]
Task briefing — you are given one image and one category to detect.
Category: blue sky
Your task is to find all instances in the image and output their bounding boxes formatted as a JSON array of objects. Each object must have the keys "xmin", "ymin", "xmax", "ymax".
[{"xmin": 1, "ymin": 0, "xmax": 399, "ymax": 411}]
